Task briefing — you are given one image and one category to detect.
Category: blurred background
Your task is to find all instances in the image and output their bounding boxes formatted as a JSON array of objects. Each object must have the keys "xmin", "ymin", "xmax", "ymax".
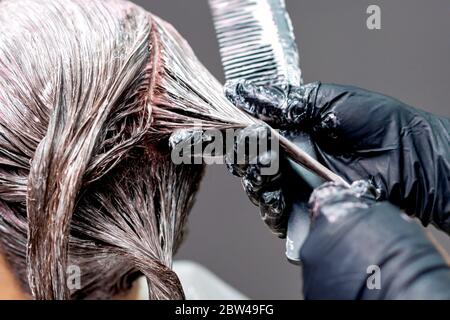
[{"xmin": 135, "ymin": 0, "xmax": 450, "ymax": 299}]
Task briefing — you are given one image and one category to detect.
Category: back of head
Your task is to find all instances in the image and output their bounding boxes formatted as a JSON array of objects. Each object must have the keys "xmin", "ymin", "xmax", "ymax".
[{"xmin": 0, "ymin": 0, "xmax": 203, "ymax": 299}]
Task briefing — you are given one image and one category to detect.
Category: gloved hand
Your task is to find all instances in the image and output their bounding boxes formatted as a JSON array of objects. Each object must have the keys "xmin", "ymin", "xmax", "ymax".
[
  {"xmin": 301, "ymin": 180, "xmax": 450, "ymax": 299},
  {"xmin": 225, "ymin": 81, "xmax": 450, "ymax": 234},
  {"xmin": 224, "ymin": 124, "xmax": 312, "ymax": 237},
  {"xmin": 168, "ymin": 122, "xmax": 311, "ymax": 237}
]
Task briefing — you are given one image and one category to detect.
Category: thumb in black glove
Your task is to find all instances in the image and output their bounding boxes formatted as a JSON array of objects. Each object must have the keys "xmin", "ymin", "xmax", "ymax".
[{"xmin": 302, "ymin": 180, "xmax": 450, "ymax": 300}]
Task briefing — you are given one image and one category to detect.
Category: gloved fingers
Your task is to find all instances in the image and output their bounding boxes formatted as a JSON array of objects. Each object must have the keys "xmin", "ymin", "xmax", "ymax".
[
  {"xmin": 224, "ymin": 80, "xmax": 319, "ymax": 127},
  {"xmin": 224, "ymin": 80, "xmax": 286, "ymax": 125},
  {"xmin": 259, "ymin": 189, "xmax": 287, "ymax": 237},
  {"xmin": 308, "ymin": 180, "xmax": 378, "ymax": 222},
  {"xmin": 225, "ymin": 124, "xmax": 278, "ymax": 177},
  {"xmin": 241, "ymin": 168, "xmax": 287, "ymax": 237},
  {"xmin": 169, "ymin": 128, "xmax": 213, "ymax": 153},
  {"xmin": 225, "ymin": 124, "xmax": 289, "ymax": 235},
  {"xmin": 238, "ymin": 150, "xmax": 283, "ymax": 203},
  {"xmin": 300, "ymin": 195, "xmax": 450, "ymax": 300},
  {"xmin": 225, "ymin": 124, "xmax": 282, "ymax": 200}
]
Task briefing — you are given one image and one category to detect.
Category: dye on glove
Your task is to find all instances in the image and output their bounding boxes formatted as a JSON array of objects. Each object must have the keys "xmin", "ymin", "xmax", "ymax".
[
  {"xmin": 226, "ymin": 81, "xmax": 450, "ymax": 234},
  {"xmin": 301, "ymin": 181, "xmax": 450, "ymax": 299}
]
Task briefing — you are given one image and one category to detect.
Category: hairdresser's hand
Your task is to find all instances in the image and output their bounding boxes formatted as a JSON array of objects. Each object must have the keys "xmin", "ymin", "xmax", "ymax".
[
  {"xmin": 225, "ymin": 81, "xmax": 450, "ymax": 234},
  {"xmin": 302, "ymin": 180, "xmax": 450, "ymax": 299},
  {"xmin": 169, "ymin": 124, "xmax": 307, "ymax": 237},
  {"xmin": 223, "ymin": 124, "xmax": 312, "ymax": 237}
]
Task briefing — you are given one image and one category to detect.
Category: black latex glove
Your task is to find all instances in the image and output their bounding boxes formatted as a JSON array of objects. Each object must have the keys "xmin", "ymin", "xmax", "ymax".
[
  {"xmin": 302, "ymin": 181, "xmax": 450, "ymax": 299},
  {"xmin": 169, "ymin": 124, "xmax": 310, "ymax": 238},
  {"xmin": 224, "ymin": 124, "xmax": 312, "ymax": 237},
  {"xmin": 225, "ymin": 81, "xmax": 450, "ymax": 234}
]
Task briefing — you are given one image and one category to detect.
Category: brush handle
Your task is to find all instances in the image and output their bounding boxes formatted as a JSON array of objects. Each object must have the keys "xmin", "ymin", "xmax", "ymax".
[{"xmin": 271, "ymin": 129, "xmax": 350, "ymax": 188}]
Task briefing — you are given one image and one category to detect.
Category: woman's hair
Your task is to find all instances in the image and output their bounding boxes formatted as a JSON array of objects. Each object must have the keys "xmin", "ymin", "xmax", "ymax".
[{"xmin": 0, "ymin": 0, "xmax": 204, "ymax": 299}]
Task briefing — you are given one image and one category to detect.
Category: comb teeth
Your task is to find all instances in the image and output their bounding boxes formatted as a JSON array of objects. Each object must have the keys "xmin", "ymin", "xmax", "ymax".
[{"xmin": 209, "ymin": 0, "xmax": 302, "ymax": 87}]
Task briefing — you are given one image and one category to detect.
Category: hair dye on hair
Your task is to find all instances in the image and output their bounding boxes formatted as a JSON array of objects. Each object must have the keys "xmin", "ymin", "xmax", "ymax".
[{"xmin": 0, "ymin": 0, "xmax": 206, "ymax": 300}]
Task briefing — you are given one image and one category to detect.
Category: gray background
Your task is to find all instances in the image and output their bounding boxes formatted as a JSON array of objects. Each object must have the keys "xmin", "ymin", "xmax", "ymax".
[{"xmin": 135, "ymin": 0, "xmax": 450, "ymax": 299}]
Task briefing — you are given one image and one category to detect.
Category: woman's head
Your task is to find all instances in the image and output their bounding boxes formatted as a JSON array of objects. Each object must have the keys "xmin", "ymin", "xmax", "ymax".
[{"xmin": 0, "ymin": 0, "xmax": 204, "ymax": 299}]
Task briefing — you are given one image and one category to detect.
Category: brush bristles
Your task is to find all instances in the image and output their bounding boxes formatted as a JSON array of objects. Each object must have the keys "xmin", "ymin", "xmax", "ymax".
[{"xmin": 149, "ymin": 16, "xmax": 257, "ymax": 135}]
